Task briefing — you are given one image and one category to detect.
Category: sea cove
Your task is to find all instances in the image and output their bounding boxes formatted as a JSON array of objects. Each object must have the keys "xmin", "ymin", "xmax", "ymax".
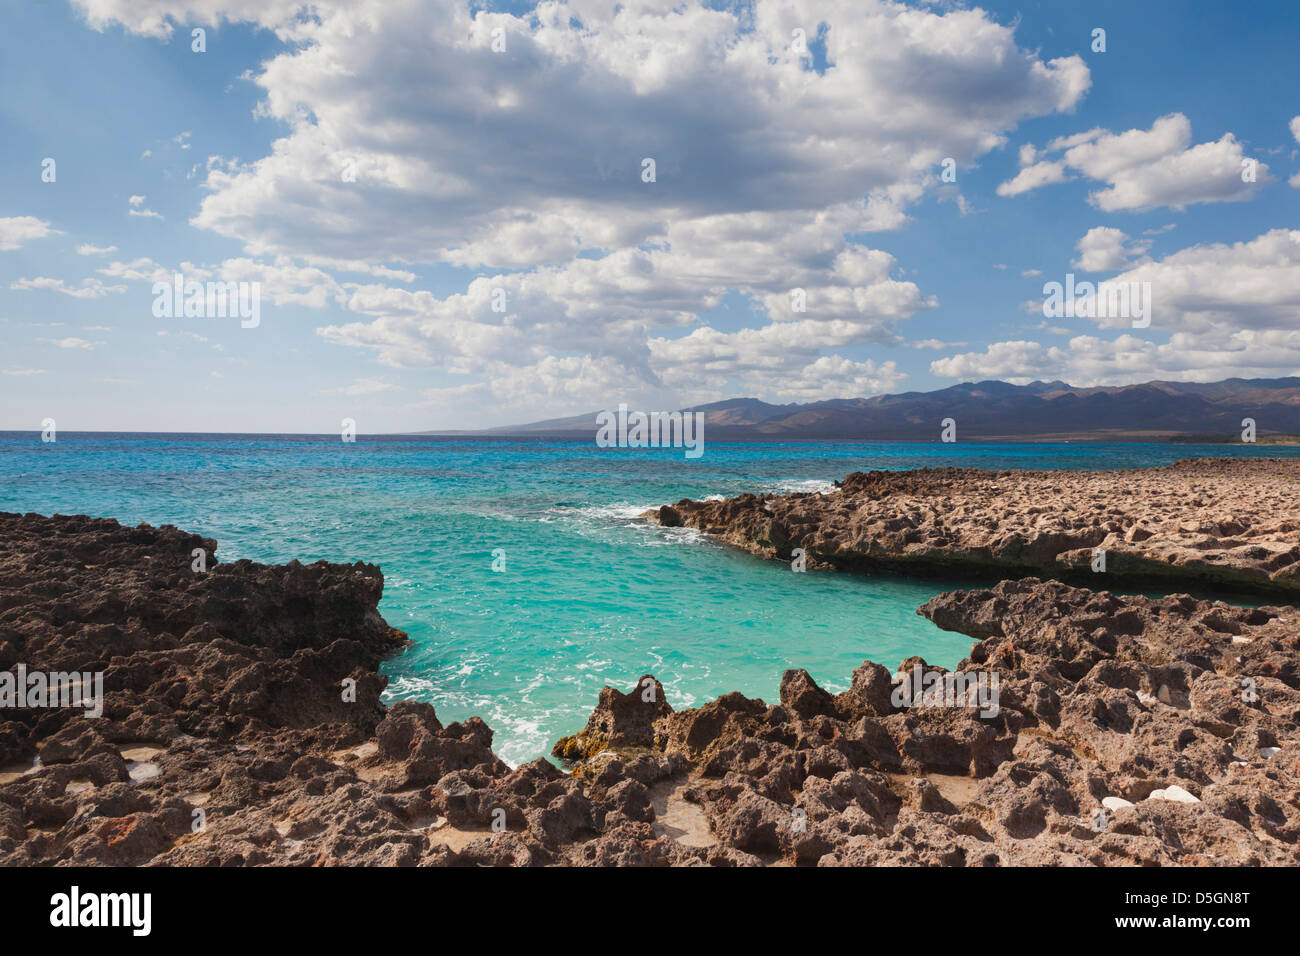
[{"xmin": 4, "ymin": 433, "xmax": 1297, "ymax": 765}]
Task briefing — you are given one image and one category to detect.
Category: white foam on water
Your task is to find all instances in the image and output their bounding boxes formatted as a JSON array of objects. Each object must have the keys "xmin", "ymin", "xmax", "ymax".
[
  {"xmin": 646, "ymin": 525, "xmax": 709, "ymax": 546},
  {"xmin": 767, "ymin": 478, "xmax": 839, "ymax": 495},
  {"xmin": 544, "ymin": 502, "xmax": 651, "ymax": 523}
]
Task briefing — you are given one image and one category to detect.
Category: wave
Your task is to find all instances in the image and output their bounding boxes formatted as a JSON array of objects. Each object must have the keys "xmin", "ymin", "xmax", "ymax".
[{"xmin": 765, "ymin": 478, "xmax": 839, "ymax": 495}]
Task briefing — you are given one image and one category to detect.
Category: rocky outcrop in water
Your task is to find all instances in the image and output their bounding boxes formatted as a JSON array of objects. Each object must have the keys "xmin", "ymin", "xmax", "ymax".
[
  {"xmin": 3, "ymin": 510, "xmax": 1298, "ymax": 866},
  {"xmin": 644, "ymin": 458, "xmax": 1300, "ymax": 596}
]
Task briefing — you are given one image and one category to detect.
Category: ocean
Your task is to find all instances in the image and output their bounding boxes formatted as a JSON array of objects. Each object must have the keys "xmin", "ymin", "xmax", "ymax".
[{"xmin": 3, "ymin": 433, "xmax": 1297, "ymax": 765}]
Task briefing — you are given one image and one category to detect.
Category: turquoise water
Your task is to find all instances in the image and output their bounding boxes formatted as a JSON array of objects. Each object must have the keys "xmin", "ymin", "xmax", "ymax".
[{"xmin": 4, "ymin": 434, "xmax": 1297, "ymax": 764}]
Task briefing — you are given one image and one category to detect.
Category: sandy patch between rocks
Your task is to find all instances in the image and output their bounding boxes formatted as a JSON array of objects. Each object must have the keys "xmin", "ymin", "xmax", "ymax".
[{"xmin": 649, "ymin": 778, "xmax": 717, "ymax": 847}]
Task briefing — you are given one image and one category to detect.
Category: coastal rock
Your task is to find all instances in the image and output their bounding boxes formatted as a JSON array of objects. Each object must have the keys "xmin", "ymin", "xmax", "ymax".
[
  {"xmin": 0, "ymin": 512, "xmax": 414, "ymax": 867},
  {"xmin": 547, "ymin": 578, "xmax": 1300, "ymax": 866},
  {"xmin": 551, "ymin": 674, "xmax": 672, "ymax": 761},
  {"xmin": 5, "ymin": 511, "xmax": 1299, "ymax": 867},
  {"xmin": 641, "ymin": 459, "xmax": 1300, "ymax": 596}
]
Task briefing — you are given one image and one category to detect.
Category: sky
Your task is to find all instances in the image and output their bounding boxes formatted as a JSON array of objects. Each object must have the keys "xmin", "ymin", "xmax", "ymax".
[{"xmin": 1, "ymin": 0, "xmax": 1298, "ymax": 433}]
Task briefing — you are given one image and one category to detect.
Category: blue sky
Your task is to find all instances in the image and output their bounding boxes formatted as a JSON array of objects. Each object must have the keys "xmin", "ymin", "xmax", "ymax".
[{"xmin": 2, "ymin": 0, "xmax": 1298, "ymax": 432}]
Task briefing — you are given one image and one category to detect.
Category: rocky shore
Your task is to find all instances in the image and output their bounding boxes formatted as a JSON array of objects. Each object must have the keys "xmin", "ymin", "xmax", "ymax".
[
  {"xmin": 644, "ymin": 458, "xmax": 1300, "ymax": 596},
  {"xmin": 2, "ymin": 507, "xmax": 1298, "ymax": 866}
]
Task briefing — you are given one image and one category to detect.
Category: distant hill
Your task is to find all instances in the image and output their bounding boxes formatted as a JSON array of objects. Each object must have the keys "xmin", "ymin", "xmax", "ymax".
[{"xmin": 423, "ymin": 377, "xmax": 1300, "ymax": 441}]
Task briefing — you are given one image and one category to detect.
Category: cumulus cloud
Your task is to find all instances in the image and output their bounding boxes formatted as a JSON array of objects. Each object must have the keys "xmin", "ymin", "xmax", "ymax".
[
  {"xmin": 932, "ymin": 228, "xmax": 1300, "ymax": 384},
  {"xmin": 1071, "ymin": 226, "xmax": 1150, "ymax": 272},
  {"xmin": 996, "ymin": 160, "xmax": 1069, "ymax": 197},
  {"xmin": 71, "ymin": 0, "xmax": 1094, "ymax": 410},
  {"xmin": 76, "ymin": 243, "xmax": 118, "ymax": 255},
  {"xmin": 97, "ymin": 255, "xmax": 347, "ymax": 309},
  {"xmin": 73, "ymin": 0, "xmax": 312, "ymax": 38},
  {"xmin": 0, "ymin": 216, "xmax": 60, "ymax": 251},
  {"xmin": 1106, "ymin": 228, "xmax": 1300, "ymax": 333},
  {"xmin": 932, "ymin": 331, "xmax": 1300, "ymax": 387},
  {"xmin": 1000, "ymin": 113, "xmax": 1269, "ymax": 210},
  {"xmin": 649, "ymin": 321, "xmax": 908, "ymax": 397},
  {"xmin": 173, "ymin": 2, "xmax": 1087, "ymax": 265}
]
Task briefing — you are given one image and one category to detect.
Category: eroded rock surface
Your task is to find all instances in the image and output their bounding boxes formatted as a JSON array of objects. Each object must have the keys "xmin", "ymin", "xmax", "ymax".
[
  {"xmin": 644, "ymin": 459, "xmax": 1300, "ymax": 596},
  {"xmin": 543, "ymin": 579, "xmax": 1300, "ymax": 866},
  {"xmin": 3, "ymin": 512, "xmax": 1298, "ymax": 866}
]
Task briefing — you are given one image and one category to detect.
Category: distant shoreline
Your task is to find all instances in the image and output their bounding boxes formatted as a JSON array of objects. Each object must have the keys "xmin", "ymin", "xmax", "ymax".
[{"xmin": 1, "ymin": 429, "xmax": 1295, "ymax": 445}]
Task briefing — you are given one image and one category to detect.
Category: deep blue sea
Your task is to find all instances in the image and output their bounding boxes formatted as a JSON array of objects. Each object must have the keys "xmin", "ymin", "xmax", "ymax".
[{"xmin": 4, "ymin": 434, "xmax": 1297, "ymax": 764}]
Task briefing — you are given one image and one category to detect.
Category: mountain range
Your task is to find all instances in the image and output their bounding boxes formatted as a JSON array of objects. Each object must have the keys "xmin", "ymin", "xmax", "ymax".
[{"xmin": 432, "ymin": 378, "xmax": 1300, "ymax": 441}]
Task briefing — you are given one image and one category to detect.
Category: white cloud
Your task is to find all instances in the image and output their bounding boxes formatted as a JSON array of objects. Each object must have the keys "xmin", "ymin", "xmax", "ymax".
[
  {"xmin": 76, "ymin": 243, "xmax": 118, "ymax": 255},
  {"xmin": 177, "ymin": 1, "xmax": 1087, "ymax": 265},
  {"xmin": 932, "ymin": 228, "xmax": 1300, "ymax": 384},
  {"xmin": 71, "ymin": 0, "xmax": 1095, "ymax": 413},
  {"xmin": 0, "ymin": 216, "xmax": 59, "ymax": 251},
  {"xmin": 996, "ymin": 160, "xmax": 1069, "ymax": 197},
  {"xmin": 1001, "ymin": 113, "xmax": 1269, "ymax": 210},
  {"xmin": 38, "ymin": 337, "xmax": 102, "ymax": 349},
  {"xmin": 10, "ymin": 276, "xmax": 127, "ymax": 299},
  {"xmin": 932, "ymin": 331, "xmax": 1300, "ymax": 386},
  {"xmin": 1106, "ymin": 228, "xmax": 1300, "ymax": 333},
  {"xmin": 128, "ymin": 195, "xmax": 163, "ymax": 219},
  {"xmin": 97, "ymin": 257, "xmax": 174, "ymax": 282},
  {"xmin": 1071, "ymin": 226, "xmax": 1150, "ymax": 272},
  {"xmin": 1290, "ymin": 116, "xmax": 1300, "ymax": 188},
  {"xmin": 323, "ymin": 377, "xmax": 400, "ymax": 396},
  {"xmin": 97, "ymin": 255, "xmax": 345, "ymax": 308},
  {"xmin": 72, "ymin": 0, "xmax": 312, "ymax": 38},
  {"xmin": 1, "ymin": 368, "xmax": 48, "ymax": 376},
  {"xmin": 764, "ymin": 355, "xmax": 905, "ymax": 401}
]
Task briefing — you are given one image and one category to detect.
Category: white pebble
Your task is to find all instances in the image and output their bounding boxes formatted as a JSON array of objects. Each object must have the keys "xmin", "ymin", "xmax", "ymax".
[
  {"xmin": 1148, "ymin": 784, "xmax": 1199, "ymax": 804},
  {"xmin": 1260, "ymin": 747, "xmax": 1280, "ymax": 759},
  {"xmin": 1102, "ymin": 796, "xmax": 1134, "ymax": 811}
]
